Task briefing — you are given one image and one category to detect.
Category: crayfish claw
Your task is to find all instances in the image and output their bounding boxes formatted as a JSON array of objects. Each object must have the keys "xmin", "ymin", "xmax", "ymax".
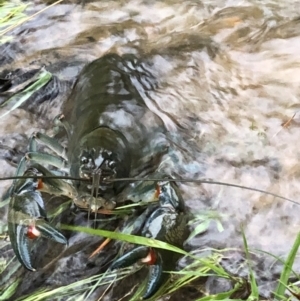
[
  {"xmin": 143, "ymin": 252, "xmax": 163, "ymax": 300},
  {"xmin": 35, "ymin": 220, "xmax": 68, "ymax": 245},
  {"xmin": 110, "ymin": 246, "xmax": 164, "ymax": 300},
  {"xmin": 110, "ymin": 246, "xmax": 149, "ymax": 270},
  {"xmin": 8, "ymin": 187, "xmax": 67, "ymax": 271},
  {"xmin": 9, "ymin": 222, "xmax": 35, "ymax": 271}
]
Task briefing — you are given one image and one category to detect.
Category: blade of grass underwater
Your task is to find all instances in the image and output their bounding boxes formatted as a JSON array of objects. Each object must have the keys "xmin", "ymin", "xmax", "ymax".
[
  {"xmin": 0, "ymin": 198, "xmax": 9, "ymax": 208},
  {"xmin": 0, "ymin": 35, "xmax": 12, "ymax": 43},
  {"xmin": 165, "ymin": 272, "xmax": 207, "ymax": 296},
  {"xmin": 241, "ymin": 228, "xmax": 259, "ymax": 301},
  {"xmin": 83, "ymin": 268, "xmax": 133, "ymax": 301},
  {"xmin": 0, "ymin": 280, "xmax": 20, "ymax": 301},
  {"xmin": 0, "ymin": 69, "xmax": 52, "ymax": 119},
  {"xmin": 286, "ymin": 283, "xmax": 300, "ymax": 300},
  {"xmin": 194, "ymin": 282, "xmax": 245, "ymax": 301},
  {"xmin": 275, "ymin": 232, "xmax": 300, "ymax": 299},
  {"xmin": 156, "ymin": 268, "xmax": 207, "ymax": 298},
  {"xmin": 255, "ymin": 249, "xmax": 299, "ymax": 279},
  {"xmin": 0, "ymin": 5, "xmax": 27, "ymax": 25},
  {"xmin": 155, "ymin": 253, "xmax": 229, "ymax": 298},
  {"xmin": 0, "ymin": 1, "xmax": 29, "ymax": 44},
  {"xmin": 15, "ymin": 269, "xmax": 132, "ymax": 301},
  {"xmin": 188, "ymin": 219, "xmax": 210, "ymax": 240},
  {"xmin": 0, "ymin": 67, "xmax": 46, "ymax": 96},
  {"xmin": 0, "ymin": 2, "xmax": 28, "ymax": 26},
  {"xmin": 0, "ymin": 0, "xmax": 63, "ymax": 37},
  {"xmin": 0, "ymin": 257, "xmax": 21, "ymax": 290},
  {"xmin": 61, "ymin": 225, "xmax": 230, "ymax": 277},
  {"xmin": 128, "ymin": 277, "xmax": 146, "ymax": 301},
  {"xmin": 188, "ymin": 211, "xmax": 225, "ymax": 241},
  {"xmin": 62, "ymin": 224, "xmax": 187, "ymax": 255}
]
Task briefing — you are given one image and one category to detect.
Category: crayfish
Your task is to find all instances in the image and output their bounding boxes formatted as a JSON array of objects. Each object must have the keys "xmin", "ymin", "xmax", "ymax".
[{"xmin": 3, "ymin": 53, "xmax": 190, "ymax": 299}]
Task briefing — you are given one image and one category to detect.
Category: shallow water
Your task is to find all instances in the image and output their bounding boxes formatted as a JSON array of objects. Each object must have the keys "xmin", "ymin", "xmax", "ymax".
[{"xmin": 1, "ymin": 0, "xmax": 300, "ymax": 299}]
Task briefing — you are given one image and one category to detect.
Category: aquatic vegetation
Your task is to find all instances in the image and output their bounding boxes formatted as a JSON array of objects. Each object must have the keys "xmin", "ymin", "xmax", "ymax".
[
  {"xmin": 0, "ymin": 68, "xmax": 52, "ymax": 119},
  {"xmin": 0, "ymin": 0, "xmax": 29, "ymax": 44},
  {"xmin": 2, "ymin": 219, "xmax": 300, "ymax": 300},
  {"xmin": 0, "ymin": 0, "xmax": 63, "ymax": 44}
]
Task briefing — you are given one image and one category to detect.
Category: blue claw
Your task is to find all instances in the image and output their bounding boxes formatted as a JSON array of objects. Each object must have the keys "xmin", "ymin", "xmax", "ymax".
[
  {"xmin": 11, "ymin": 222, "xmax": 34, "ymax": 271},
  {"xmin": 35, "ymin": 220, "xmax": 68, "ymax": 245},
  {"xmin": 143, "ymin": 252, "xmax": 163, "ymax": 299},
  {"xmin": 110, "ymin": 246, "xmax": 164, "ymax": 300},
  {"xmin": 8, "ymin": 189, "xmax": 67, "ymax": 271},
  {"xmin": 110, "ymin": 179, "xmax": 189, "ymax": 299},
  {"xmin": 110, "ymin": 246, "xmax": 149, "ymax": 270}
]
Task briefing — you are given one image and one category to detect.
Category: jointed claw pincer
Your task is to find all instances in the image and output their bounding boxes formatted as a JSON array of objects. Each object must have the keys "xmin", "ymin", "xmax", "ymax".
[
  {"xmin": 8, "ymin": 167, "xmax": 68, "ymax": 271},
  {"xmin": 110, "ymin": 181, "xmax": 189, "ymax": 299}
]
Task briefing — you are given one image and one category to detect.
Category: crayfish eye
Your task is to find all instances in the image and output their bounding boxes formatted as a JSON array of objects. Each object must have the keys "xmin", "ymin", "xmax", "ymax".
[
  {"xmin": 108, "ymin": 161, "xmax": 116, "ymax": 169},
  {"xmin": 102, "ymin": 150, "xmax": 112, "ymax": 159},
  {"xmin": 80, "ymin": 156, "xmax": 88, "ymax": 164}
]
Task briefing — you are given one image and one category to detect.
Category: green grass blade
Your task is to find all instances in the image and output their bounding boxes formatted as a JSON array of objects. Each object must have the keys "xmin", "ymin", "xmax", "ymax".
[
  {"xmin": 61, "ymin": 224, "xmax": 231, "ymax": 278},
  {"xmin": 188, "ymin": 211, "xmax": 225, "ymax": 241},
  {"xmin": 0, "ymin": 280, "xmax": 20, "ymax": 300},
  {"xmin": 0, "ymin": 69, "xmax": 52, "ymax": 119},
  {"xmin": 241, "ymin": 227, "xmax": 259, "ymax": 300},
  {"xmin": 0, "ymin": 2, "xmax": 28, "ymax": 28},
  {"xmin": 275, "ymin": 232, "xmax": 300, "ymax": 299},
  {"xmin": 195, "ymin": 283, "xmax": 244, "ymax": 301},
  {"xmin": 61, "ymin": 224, "xmax": 187, "ymax": 255},
  {"xmin": 255, "ymin": 248, "xmax": 299, "ymax": 279}
]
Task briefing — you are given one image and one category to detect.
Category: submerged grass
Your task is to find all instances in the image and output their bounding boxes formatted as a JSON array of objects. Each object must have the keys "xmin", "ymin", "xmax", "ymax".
[
  {"xmin": 1, "ymin": 209, "xmax": 300, "ymax": 300},
  {"xmin": 275, "ymin": 232, "xmax": 300, "ymax": 299},
  {"xmin": 0, "ymin": 68, "xmax": 53, "ymax": 119},
  {"xmin": 241, "ymin": 227, "xmax": 258, "ymax": 301},
  {"xmin": 58, "ymin": 225, "xmax": 300, "ymax": 300},
  {"xmin": 14, "ymin": 269, "xmax": 133, "ymax": 301},
  {"xmin": 0, "ymin": 0, "xmax": 29, "ymax": 44},
  {"xmin": 0, "ymin": 0, "xmax": 63, "ymax": 44}
]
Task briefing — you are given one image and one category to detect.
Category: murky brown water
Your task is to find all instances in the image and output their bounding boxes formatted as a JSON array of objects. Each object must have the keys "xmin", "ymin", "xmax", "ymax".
[{"xmin": 1, "ymin": 0, "xmax": 300, "ymax": 300}]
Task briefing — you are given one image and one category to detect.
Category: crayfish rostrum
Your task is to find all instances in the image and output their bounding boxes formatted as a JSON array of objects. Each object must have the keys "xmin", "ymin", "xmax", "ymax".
[{"xmin": 3, "ymin": 53, "xmax": 190, "ymax": 299}]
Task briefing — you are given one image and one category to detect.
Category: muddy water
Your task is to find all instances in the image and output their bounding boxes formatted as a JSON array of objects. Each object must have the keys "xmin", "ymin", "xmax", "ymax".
[{"xmin": 1, "ymin": 0, "xmax": 300, "ymax": 299}]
